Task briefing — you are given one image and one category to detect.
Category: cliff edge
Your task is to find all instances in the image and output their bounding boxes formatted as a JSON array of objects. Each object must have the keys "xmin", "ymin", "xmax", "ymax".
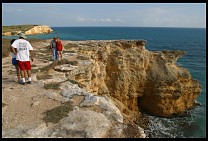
[
  {"xmin": 2, "ymin": 39, "xmax": 202, "ymax": 138},
  {"xmin": 2, "ymin": 25, "xmax": 53, "ymax": 36}
]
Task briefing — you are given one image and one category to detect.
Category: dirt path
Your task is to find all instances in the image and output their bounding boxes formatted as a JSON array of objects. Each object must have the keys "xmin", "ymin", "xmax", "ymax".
[{"xmin": 2, "ymin": 56, "xmax": 62, "ymax": 131}]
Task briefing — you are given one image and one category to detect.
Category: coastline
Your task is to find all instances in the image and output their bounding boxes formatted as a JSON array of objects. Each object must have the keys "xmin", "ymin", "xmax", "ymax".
[{"xmin": 2, "ymin": 39, "xmax": 203, "ymax": 138}]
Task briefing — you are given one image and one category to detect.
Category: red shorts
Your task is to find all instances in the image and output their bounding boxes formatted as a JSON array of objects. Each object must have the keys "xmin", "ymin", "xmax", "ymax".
[{"xmin": 18, "ymin": 61, "xmax": 31, "ymax": 70}]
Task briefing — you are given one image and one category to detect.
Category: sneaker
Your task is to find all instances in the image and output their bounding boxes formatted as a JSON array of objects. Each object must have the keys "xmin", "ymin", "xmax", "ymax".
[
  {"xmin": 27, "ymin": 81, "xmax": 32, "ymax": 84},
  {"xmin": 20, "ymin": 82, "xmax": 26, "ymax": 85}
]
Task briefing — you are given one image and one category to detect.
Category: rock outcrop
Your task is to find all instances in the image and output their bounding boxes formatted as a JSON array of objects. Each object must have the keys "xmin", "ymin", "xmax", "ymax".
[
  {"xmin": 2, "ymin": 25, "xmax": 53, "ymax": 36},
  {"xmin": 2, "ymin": 39, "xmax": 202, "ymax": 138},
  {"xmin": 24, "ymin": 25, "xmax": 53, "ymax": 35},
  {"xmin": 59, "ymin": 40, "xmax": 201, "ymax": 117}
]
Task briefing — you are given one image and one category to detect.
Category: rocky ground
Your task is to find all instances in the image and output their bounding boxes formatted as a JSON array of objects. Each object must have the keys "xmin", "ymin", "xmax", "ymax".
[
  {"xmin": 2, "ymin": 39, "xmax": 147, "ymax": 138},
  {"xmin": 2, "ymin": 39, "xmax": 201, "ymax": 138}
]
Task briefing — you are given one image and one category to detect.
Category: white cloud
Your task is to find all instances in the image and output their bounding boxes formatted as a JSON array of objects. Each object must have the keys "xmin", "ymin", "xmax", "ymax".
[
  {"xmin": 115, "ymin": 18, "xmax": 125, "ymax": 23},
  {"xmin": 100, "ymin": 18, "xmax": 112, "ymax": 22},
  {"xmin": 75, "ymin": 17, "xmax": 97, "ymax": 23}
]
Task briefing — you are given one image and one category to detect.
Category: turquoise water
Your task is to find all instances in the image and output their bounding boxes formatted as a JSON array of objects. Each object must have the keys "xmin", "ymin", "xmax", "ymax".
[{"xmin": 3, "ymin": 27, "xmax": 206, "ymax": 138}]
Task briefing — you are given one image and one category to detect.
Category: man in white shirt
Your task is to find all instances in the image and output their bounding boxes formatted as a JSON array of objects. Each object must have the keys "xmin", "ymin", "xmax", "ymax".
[{"xmin": 11, "ymin": 33, "xmax": 33, "ymax": 85}]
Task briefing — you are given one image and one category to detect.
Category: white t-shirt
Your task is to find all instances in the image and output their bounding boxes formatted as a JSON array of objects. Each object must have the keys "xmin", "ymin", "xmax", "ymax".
[
  {"xmin": 10, "ymin": 52, "xmax": 17, "ymax": 59},
  {"xmin": 11, "ymin": 39, "xmax": 33, "ymax": 61}
]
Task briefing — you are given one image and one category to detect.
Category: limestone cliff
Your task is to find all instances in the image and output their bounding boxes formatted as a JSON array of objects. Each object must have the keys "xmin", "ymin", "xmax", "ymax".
[
  {"xmin": 62, "ymin": 40, "xmax": 202, "ymax": 117},
  {"xmin": 2, "ymin": 25, "xmax": 53, "ymax": 36},
  {"xmin": 2, "ymin": 39, "xmax": 202, "ymax": 138},
  {"xmin": 24, "ymin": 25, "xmax": 53, "ymax": 35}
]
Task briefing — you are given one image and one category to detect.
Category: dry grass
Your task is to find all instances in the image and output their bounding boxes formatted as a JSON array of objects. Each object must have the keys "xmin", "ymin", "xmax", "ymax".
[
  {"xmin": 2, "ymin": 38, "xmax": 45, "ymax": 58},
  {"xmin": 43, "ymin": 101, "xmax": 73, "ymax": 124},
  {"xmin": 64, "ymin": 43, "xmax": 79, "ymax": 49},
  {"xmin": 44, "ymin": 82, "xmax": 61, "ymax": 90},
  {"xmin": 2, "ymin": 38, "xmax": 11, "ymax": 58},
  {"xmin": 2, "ymin": 25, "xmax": 37, "ymax": 34},
  {"xmin": 36, "ymin": 73, "xmax": 53, "ymax": 80}
]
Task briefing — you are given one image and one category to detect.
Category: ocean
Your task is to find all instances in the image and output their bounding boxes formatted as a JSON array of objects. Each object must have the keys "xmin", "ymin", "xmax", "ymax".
[{"xmin": 3, "ymin": 27, "xmax": 206, "ymax": 138}]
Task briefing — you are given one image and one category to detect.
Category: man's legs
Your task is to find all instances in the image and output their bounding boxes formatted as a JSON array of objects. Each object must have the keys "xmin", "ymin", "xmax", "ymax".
[
  {"xmin": 52, "ymin": 48, "xmax": 58, "ymax": 60},
  {"xmin": 20, "ymin": 70, "xmax": 26, "ymax": 84},
  {"xmin": 26, "ymin": 70, "xmax": 32, "ymax": 84},
  {"xmin": 18, "ymin": 61, "xmax": 26, "ymax": 85},
  {"xmin": 25, "ymin": 61, "xmax": 32, "ymax": 84},
  {"xmin": 14, "ymin": 64, "xmax": 21, "ymax": 83},
  {"xmin": 55, "ymin": 48, "xmax": 58, "ymax": 60}
]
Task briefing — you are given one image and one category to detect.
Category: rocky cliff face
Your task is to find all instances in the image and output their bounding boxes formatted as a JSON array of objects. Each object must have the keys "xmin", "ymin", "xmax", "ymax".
[
  {"xmin": 62, "ymin": 40, "xmax": 201, "ymax": 117},
  {"xmin": 25, "ymin": 25, "xmax": 53, "ymax": 35}
]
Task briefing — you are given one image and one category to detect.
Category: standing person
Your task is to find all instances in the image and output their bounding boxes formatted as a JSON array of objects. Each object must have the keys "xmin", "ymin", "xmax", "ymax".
[
  {"xmin": 11, "ymin": 33, "xmax": 34, "ymax": 85},
  {"xmin": 9, "ymin": 39, "xmax": 21, "ymax": 83},
  {"xmin": 56, "ymin": 37, "xmax": 63, "ymax": 60},
  {"xmin": 50, "ymin": 36, "xmax": 58, "ymax": 61}
]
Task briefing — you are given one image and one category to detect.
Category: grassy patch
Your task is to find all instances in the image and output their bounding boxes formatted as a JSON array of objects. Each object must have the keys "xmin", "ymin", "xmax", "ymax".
[
  {"xmin": 2, "ymin": 38, "xmax": 11, "ymax": 58},
  {"xmin": 77, "ymin": 55, "xmax": 89, "ymax": 60},
  {"xmin": 37, "ymin": 74, "xmax": 53, "ymax": 80},
  {"xmin": 31, "ymin": 69, "xmax": 39, "ymax": 73},
  {"xmin": 64, "ymin": 43, "xmax": 79, "ymax": 49},
  {"xmin": 43, "ymin": 101, "xmax": 73, "ymax": 124},
  {"xmin": 2, "ymin": 25, "xmax": 37, "ymax": 34},
  {"xmin": 2, "ymin": 38, "xmax": 45, "ymax": 58},
  {"xmin": 68, "ymin": 79, "xmax": 79, "ymax": 85},
  {"xmin": 64, "ymin": 50, "xmax": 76, "ymax": 54},
  {"xmin": 31, "ymin": 64, "xmax": 37, "ymax": 67},
  {"xmin": 44, "ymin": 82, "xmax": 60, "ymax": 90}
]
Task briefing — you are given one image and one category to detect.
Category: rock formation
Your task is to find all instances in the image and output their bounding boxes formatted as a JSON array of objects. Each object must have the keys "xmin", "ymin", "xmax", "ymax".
[
  {"xmin": 2, "ymin": 39, "xmax": 202, "ymax": 138},
  {"xmin": 59, "ymin": 40, "xmax": 202, "ymax": 117},
  {"xmin": 24, "ymin": 25, "xmax": 53, "ymax": 35},
  {"xmin": 2, "ymin": 25, "xmax": 53, "ymax": 36}
]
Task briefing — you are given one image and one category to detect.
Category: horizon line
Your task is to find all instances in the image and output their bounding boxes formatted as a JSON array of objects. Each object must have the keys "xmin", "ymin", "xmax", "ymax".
[{"xmin": 2, "ymin": 25, "xmax": 205, "ymax": 29}]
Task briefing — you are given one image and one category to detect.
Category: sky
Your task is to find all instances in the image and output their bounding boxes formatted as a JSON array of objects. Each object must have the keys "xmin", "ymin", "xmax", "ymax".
[{"xmin": 2, "ymin": 3, "xmax": 206, "ymax": 28}]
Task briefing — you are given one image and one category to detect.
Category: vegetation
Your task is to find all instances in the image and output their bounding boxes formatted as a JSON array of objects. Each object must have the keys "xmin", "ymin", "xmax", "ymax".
[
  {"xmin": 43, "ymin": 101, "xmax": 73, "ymax": 124},
  {"xmin": 2, "ymin": 25, "xmax": 39, "ymax": 34},
  {"xmin": 44, "ymin": 82, "xmax": 61, "ymax": 90},
  {"xmin": 2, "ymin": 38, "xmax": 44, "ymax": 58},
  {"xmin": 64, "ymin": 43, "xmax": 79, "ymax": 49},
  {"xmin": 77, "ymin": 55, "xmax": 89, "ymax": 60},
  {"xmin": 36, "ymin": 73, "xmax": 53, "ymax": 80},
  {"xmin": 2, "ymin": 38, "xmax": 10, "ymax": 58}
]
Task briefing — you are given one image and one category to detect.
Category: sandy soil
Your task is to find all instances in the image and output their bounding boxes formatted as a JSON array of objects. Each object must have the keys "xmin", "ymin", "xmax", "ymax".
[{"xmin": 2, "ymin": 55, "xmax": 63, "ymax": 131}]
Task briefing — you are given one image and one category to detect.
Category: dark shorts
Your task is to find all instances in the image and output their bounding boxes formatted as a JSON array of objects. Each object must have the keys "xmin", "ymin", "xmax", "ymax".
[
  {"xmin": 18, "ymin": 61, "xmax": 31, "ymax": 71},
  {"xmin": 12, "ymin": 58, "xmax": 18, "ymax": 65}
]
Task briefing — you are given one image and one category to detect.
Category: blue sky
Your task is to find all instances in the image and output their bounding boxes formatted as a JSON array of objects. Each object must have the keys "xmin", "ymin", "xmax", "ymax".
[{"xmin": 2, "ymin": 3, "xmax": 206, "ymax": 28}]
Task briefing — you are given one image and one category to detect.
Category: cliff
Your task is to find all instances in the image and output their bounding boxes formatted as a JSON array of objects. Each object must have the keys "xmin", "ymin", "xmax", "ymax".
[
  {"xmin": 2, "ymin": 39, "xmax": 202, "ymax": 138},
  {"xmin": 2, "ymin": 25, "xmax": 53, "ymax": 36},
  {"xmin": 59, "ymin": 40, "xmax": 202, "ymax": 117},
  {"xmin": 24, "ymin": 25, "xmax": 53, "ymax": 35}
]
